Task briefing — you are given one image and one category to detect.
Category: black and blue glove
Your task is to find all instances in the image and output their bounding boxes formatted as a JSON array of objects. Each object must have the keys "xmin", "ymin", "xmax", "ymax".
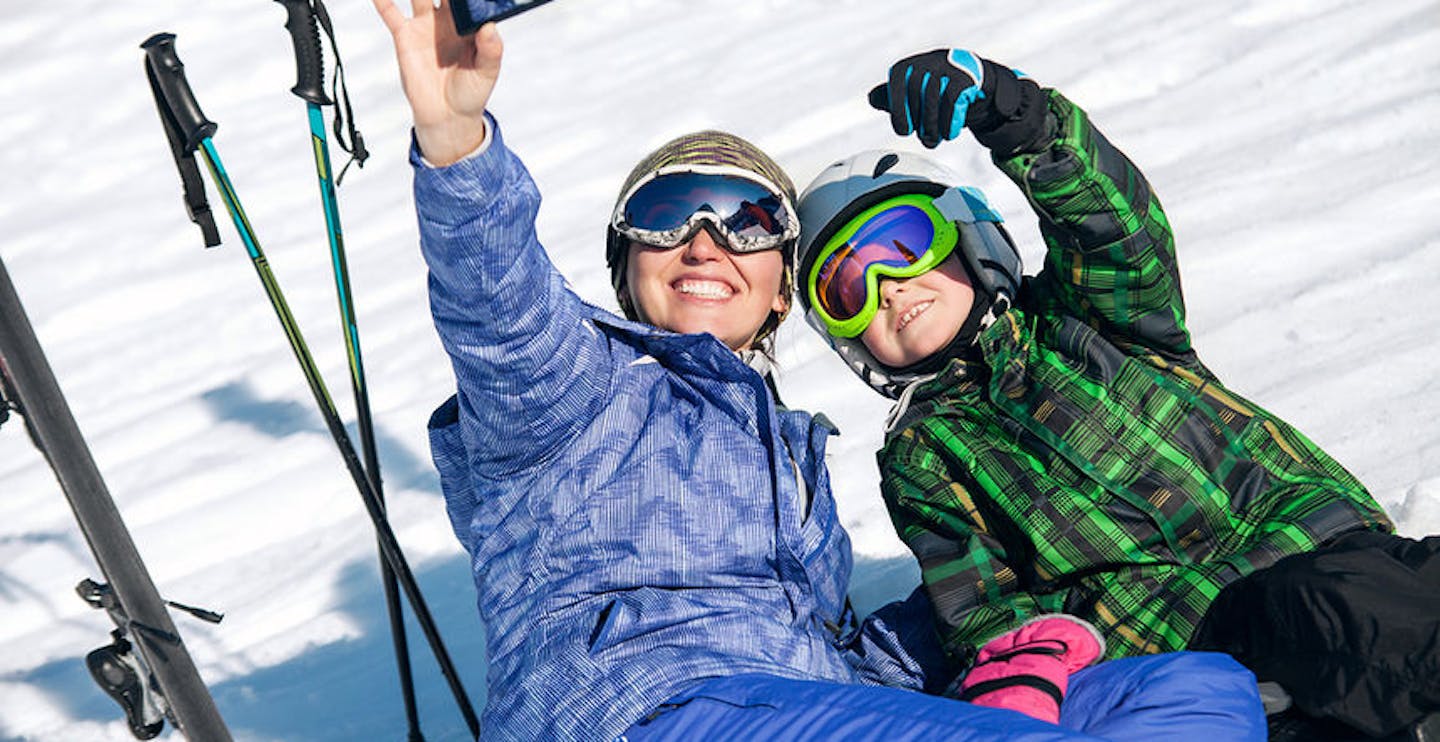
[{"xmin": 868, "ymin": 49, "xmax": 1037, "ymax": 150}]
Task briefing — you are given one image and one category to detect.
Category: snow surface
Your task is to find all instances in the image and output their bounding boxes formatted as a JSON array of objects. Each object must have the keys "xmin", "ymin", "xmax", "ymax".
[{"xmin": 1, "ymin": 0, "xmax": 1437, "ymax": 739}]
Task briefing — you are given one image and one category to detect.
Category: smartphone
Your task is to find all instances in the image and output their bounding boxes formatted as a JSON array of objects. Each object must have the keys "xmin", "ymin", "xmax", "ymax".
[{"xmin": 451, "ymin": 0, "xmax": 556, "ymax": 36}]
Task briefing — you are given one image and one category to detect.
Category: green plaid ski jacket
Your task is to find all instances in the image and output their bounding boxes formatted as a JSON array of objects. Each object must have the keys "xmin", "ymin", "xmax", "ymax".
[{"xmin": 878, "ymin": 90, "xmax": 1393, "ymax": 664}]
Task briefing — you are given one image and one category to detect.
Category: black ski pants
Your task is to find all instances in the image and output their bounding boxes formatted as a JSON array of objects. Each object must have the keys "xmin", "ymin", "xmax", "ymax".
[{"xmin": 1190, "ymin": 530, "xmax": 1440, "ymax": 738}]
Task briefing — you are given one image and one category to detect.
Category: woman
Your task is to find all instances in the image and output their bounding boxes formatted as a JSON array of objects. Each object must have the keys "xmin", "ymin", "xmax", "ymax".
[{"xmin": 371, "ymin": 2, "xmax": 1265, "ymax": 740}]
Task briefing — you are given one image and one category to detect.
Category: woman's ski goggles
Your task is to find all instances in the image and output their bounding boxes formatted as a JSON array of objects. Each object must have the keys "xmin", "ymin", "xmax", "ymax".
[
  {"xmin": 806, "ymin": 192, "xmax": 961, "ymax": 338},
  {"xmin": 611, "ymin": 166, "xmax": 799, "ymax": 253}
]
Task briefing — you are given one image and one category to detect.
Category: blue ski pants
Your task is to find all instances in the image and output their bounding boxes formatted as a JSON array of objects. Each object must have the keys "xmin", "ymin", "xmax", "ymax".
[{"xmin": 616, "ymin": 651, "xmax": 1265, "ymax": 741}]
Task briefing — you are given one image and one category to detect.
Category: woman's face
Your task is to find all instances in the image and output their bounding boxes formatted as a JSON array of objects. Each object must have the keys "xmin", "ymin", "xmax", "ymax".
[{"xmin": 624, "ymin": 228, "xmax": 788, "ymax": 351}]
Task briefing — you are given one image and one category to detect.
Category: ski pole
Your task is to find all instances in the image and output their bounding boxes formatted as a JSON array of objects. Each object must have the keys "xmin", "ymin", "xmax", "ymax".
[
  {"xmin": 271, "ymin": 3, "xmax": 424, "ymax": 739},
  {"xmin": 1, "ymin": 256, "xmax": 234, "ymax": 742},
  {"xmin": 141, "ymin": 33, "xmax": 481, "ymax": 740}
]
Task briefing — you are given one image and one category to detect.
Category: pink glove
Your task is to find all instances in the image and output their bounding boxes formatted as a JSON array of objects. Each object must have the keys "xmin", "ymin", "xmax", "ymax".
[{"xmin": 958, "ymin": 614, "xmax": 1105, "ymax": 723}]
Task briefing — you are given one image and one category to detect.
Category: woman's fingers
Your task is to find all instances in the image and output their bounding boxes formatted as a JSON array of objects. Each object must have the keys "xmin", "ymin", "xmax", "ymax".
[
  {"xmin": 372, "ymin": 0, "xmax": 499, "ymax": 165},
  {"xmin": 474, "ymin": 22, "xmax": 503, "ymax": 75},
  {"xmin": 373, "ymin": 0, "xmax": 406, "ymax": 34},
  {"xmin": 434, "ymin": 0, "xmax": 460, "ymax": 39}
]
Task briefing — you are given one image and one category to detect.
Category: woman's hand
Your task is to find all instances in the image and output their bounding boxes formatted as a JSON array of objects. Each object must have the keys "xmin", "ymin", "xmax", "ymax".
[{"xmin": 373, "ymin": 0, "xmax": 504, "ymax": 166}]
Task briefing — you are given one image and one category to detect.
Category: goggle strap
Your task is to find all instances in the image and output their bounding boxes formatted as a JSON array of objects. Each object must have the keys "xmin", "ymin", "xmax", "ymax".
[
  {"xmin": 932, "ymin": 186, "xmax": 1004, "ymax": 225},
  {"xmin": 955, "ymin": 220, "xmax": 1021, "ymax": 302}
]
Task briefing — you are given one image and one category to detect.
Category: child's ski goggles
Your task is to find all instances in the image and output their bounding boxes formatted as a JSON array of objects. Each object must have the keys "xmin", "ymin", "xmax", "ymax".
[
  {"xmin": 806, "ymin": 192, "xmax": 962, "ymax": 338},
  {"xmin": 611, "ymin": 165, "xmax": 799, "ymax": 253}
]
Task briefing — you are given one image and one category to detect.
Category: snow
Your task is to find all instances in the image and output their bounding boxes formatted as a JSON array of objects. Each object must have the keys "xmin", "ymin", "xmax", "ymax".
[{"xmin": 1, "ymin": 0, "xmax": 1437, "ymax": 739}]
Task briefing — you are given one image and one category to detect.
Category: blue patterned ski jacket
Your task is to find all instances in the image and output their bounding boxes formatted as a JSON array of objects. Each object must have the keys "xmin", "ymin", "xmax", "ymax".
[{"xmin": 415, "ymin": 120, "xmax": 941, "ymax": 741}]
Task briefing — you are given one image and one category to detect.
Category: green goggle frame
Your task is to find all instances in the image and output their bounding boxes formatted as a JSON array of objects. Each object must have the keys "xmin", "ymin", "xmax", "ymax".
[{"xmin": 806, "ymin": 192, "xmax": 960, "ymax": 338}]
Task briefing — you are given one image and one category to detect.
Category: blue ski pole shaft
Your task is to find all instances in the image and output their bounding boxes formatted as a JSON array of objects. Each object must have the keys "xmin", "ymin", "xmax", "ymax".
[
  {"xmin": 273, "ymin": 0, "xmax": 424, "ymax": 736},
  {"xmin": 308, "ymin": 100, "xmax": 425, "ymax": 742},
  {"xmin": 301, "ymin": 104, "xmax": 389, "ymax": 491},
  {"xmin": 196, "ymin": 138, "xmax": 482, "ymax": 739}
]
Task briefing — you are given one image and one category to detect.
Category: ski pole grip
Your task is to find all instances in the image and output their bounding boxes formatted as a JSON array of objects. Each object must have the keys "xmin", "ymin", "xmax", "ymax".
[
  {"xmin": 276, "ymin": 0, "xmax": 332, "ymax": 105},
  {"xmin": 140, "ymin": 33, "xmax": 217, "ymax": 151}
]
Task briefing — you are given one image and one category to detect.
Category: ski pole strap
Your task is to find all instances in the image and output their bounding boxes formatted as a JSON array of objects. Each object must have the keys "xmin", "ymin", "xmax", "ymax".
[
  {"xmin": 141, "ymin": 33, "xmax": 221, "ymax": 248},
  {"xmin": 273, "ymin": 0, "xmax": 367, "ymax": 182},
  {"xmin": 311, "ymin": 0, "xmax": 369, "ymax": 183}
]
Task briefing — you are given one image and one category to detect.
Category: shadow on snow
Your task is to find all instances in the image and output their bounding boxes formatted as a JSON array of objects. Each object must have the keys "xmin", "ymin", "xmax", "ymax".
[
  {"xmin": 2, "ymin": 553, "xmax": 487, "ymax": 742},
  {"xmin": 3, "ymin": 520, "xmax": 918, "ymax": 740},
  {"xmin": 200, "ymin": 380, "xmax": 441, "ymax": 493}
]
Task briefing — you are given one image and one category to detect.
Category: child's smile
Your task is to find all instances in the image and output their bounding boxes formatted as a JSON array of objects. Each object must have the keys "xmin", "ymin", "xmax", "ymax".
[
  {"xmin": 896, "ymin": 299, "xmax": 935, "ymax": 333},
  {"xmin": 861, "ymin": 254, "xmax": 975, "ymax": 368}
]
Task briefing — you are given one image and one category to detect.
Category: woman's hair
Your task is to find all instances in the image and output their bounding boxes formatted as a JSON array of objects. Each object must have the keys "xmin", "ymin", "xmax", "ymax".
[{"xmin": 605, "ymin": 130, "xmax": 797, "ymax": 355}]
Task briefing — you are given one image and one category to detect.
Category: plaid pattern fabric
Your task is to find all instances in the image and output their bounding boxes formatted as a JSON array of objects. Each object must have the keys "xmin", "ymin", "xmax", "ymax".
[{"xmin": 879, "ymin": 91, "xmax": 1393, "ymax": 664}]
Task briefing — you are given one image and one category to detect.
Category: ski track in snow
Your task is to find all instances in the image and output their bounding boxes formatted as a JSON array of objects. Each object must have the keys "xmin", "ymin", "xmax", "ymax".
[{"xmin": 1, "ymin": 0, "xmax": 1437, "ymax": 739}]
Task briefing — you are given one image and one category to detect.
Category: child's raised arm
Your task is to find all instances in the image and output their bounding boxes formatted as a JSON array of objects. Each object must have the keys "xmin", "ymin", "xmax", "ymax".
[{"xmin": 870, "ymin": 50, "xmax": 1198, "ymax": 365}]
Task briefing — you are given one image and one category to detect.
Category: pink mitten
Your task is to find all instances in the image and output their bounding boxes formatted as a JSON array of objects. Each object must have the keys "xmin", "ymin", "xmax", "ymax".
[{"xmin": 958, "ymin": 614, "xmax": 1105, "ymax": 723}]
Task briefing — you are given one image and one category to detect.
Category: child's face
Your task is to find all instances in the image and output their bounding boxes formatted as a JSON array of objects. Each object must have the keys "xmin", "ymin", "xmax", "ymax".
[
  {"xmin": 624, "ymin": 228, "xmax": 789, "ymax": 351},
  {"xmin": 859, "ymin": 254, "xmax": 975, "ymax": 368}
]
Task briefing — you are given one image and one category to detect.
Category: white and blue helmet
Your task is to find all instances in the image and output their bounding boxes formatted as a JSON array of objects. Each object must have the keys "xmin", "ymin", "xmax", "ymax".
[{"xmin": 796, "ymin": 150, "xmax": 1023, "ymax": 398}]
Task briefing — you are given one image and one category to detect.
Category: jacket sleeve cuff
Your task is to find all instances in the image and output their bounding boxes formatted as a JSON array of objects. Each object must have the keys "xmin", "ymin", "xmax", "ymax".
[
  {"xmin": 415, "ymin": 114, "xmax": 496, "ymax": 169},
  {"xmin": 971, "ymin": 69, "xmax": 1051, "ymax": 157},
  {"xmin": 410, "ymin": 111, "xmax": 509, "ymax": 228}
]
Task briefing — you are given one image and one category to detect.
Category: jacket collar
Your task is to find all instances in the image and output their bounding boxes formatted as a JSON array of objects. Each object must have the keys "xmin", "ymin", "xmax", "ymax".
[{"xmin": 883, "ymin": 308, "xmax": 1034, "ymax": 437}]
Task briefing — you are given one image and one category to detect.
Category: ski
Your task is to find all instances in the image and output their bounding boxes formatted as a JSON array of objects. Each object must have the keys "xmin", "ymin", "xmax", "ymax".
[{"xmin": 0, "ymin": 254, "xmax": 233, "ymax": 741}]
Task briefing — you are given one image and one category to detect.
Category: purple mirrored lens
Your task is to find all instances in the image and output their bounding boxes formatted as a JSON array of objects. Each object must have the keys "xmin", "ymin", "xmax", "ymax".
[
  {"xmin": 814, "ymin": 205, "xmax": 935, "ymax": 321},
  {"xmin": 622, "ymin": 172, "xmax": 789, "ymax": 237}
]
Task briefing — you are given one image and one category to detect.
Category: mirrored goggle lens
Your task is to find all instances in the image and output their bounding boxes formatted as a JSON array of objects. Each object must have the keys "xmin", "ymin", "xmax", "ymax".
[
  {"xmin": 813, "ymin": 204, "xmax": 937, "ymax": 322},
  {"xmin": 620, "ymin": 172, "xmax": 791, "ymax": 243}
]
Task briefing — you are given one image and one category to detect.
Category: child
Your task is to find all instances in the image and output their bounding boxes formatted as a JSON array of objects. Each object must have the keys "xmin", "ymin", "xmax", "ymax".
[{"xmin": 795, "ymin": 48, "xmax": 1440, "ymax": 738}]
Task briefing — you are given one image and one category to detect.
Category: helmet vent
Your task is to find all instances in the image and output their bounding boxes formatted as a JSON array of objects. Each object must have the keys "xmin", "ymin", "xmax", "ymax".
[{"xmin": 872, "ymin": 153, "xmax": 900, "ymax": 178}]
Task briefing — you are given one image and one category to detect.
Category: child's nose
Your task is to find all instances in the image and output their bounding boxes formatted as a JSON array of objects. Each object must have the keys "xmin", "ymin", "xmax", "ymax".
[{"xmin": 879, "ymin": 276, "xmax": 904, "ymax": 305}]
